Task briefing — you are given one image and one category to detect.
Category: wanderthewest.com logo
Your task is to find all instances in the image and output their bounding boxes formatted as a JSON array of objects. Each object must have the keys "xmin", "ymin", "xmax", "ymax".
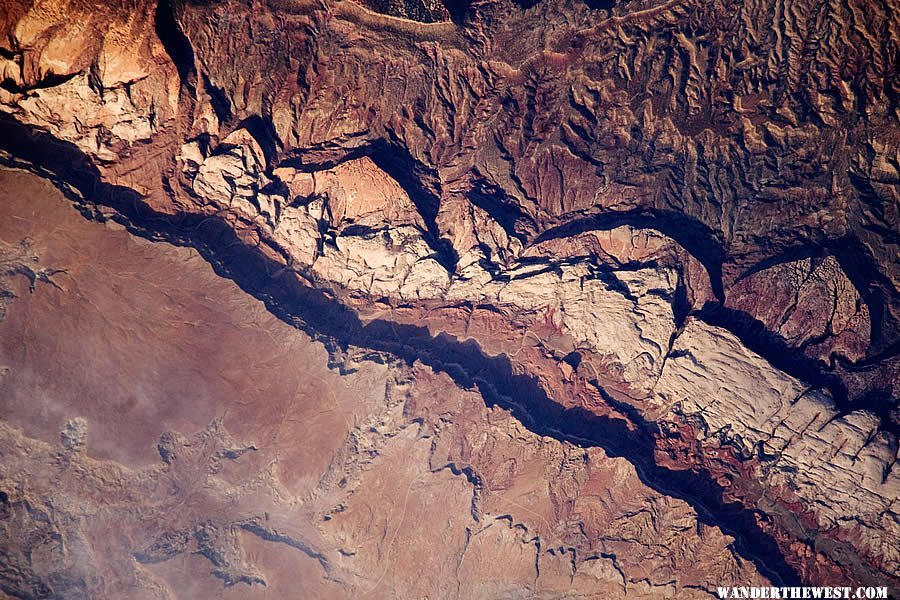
[{"xmin": 715, "ymin": 587, "xmax": 889, "ymax": 599}]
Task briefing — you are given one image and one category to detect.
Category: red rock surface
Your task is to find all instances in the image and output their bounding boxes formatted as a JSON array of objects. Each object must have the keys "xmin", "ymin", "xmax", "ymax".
[{"xmin": 0, "ymin": 0, "xmax": 897, "ymax": 596}]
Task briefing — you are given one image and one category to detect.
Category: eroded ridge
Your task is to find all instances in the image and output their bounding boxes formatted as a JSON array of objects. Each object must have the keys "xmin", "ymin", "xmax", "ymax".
[
  {"xmin": 0, "ymin": 0, "xmax": 897, "ymax": 594},
  {"xmin": 0, "ymin": 169, "xmax": 775, "ymax": 599}
]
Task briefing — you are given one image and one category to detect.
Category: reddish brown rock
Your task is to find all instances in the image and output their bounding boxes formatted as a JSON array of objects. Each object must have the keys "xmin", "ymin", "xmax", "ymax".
[{"xmin": 0, "ymin": 0, "xmax": 897, "ymax": 595}]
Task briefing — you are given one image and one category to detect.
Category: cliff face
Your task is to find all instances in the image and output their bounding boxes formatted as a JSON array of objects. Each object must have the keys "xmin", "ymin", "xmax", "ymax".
[{"xmin": 0, "ymin": 0, "xmax": 897, "ymax": 596}]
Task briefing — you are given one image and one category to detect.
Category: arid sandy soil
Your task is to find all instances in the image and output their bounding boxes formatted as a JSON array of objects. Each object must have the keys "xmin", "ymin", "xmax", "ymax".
[{"xmin": 0, "ymin": 0, "xmax": 897, "ymax": 595}]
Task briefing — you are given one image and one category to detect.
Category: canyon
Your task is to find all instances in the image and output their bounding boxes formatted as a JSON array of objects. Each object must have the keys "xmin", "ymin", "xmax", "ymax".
[{"xmin": 0, "ymin": 0, "xmax": 897, "ymax": 597}]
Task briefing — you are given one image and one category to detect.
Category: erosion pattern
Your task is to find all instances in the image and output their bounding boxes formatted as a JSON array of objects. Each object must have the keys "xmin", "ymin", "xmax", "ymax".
[{"xmin": 0, "ymin": 0, "xmax": 897, "ymax": 596}]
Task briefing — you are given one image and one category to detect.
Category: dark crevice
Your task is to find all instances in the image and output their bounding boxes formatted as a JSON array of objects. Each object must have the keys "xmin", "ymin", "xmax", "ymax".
[
  {"xmin": 513, "ymin": 0, "xmax": 542, "ymax": 11},
  {"xmin": 339, "ymin": 223, "xmax": 379, "ymax": 237},
  {"xmin": 443, "ymin": 0, "xmax": 471, "ymax": 24},
  {"xmin": 827, "ymin": 236, "xmax": 899, "ymax": 357},
  {"xmin": 692, "ymin": 302, "xmax": 899, "ymax": 438},
  {"xmin": 278, "ymin": 144, "xmax": 372, "ymax": 173},
  {"xmin": 672, "ymin": 268, "xmax": 691, "ymax": 328},
  {"xmin": 468, "ymin": 175, "xmax": 537, "ymax": 244},
  {"xmin": 235, "ymin": 115, "xmax": 279, "ymax": 168},
  {"xmin": 0, "ymin": 72, "xmax": 79, "ymax": 95},
  {"xmin": 203, "ymin": 73, "xmax": 233, "ymax": 124},
  {"xmin": 733, "ymin": 245, "xmax": 826, "ymax": 283},
  {"xmin": 366, "ymin": 139, "xmax": 459, "ymax": 272},
  {"xmin": 582, "ymin": 0, "xmax": 616, "ymax": 8},
  {"xmin": 357, "ymin": 0, "xmax": 453, "ymax": 23},
  {"xmin": 0, "ymin": 115, "xmax": 825, "ymax": 588},
  {"xmin": 535, "ymin": 211, "xmax": 726, "ymax": 302},
  {"xmin": 154, "ymin": 0, "xmax": 196, "ymax": 88}
]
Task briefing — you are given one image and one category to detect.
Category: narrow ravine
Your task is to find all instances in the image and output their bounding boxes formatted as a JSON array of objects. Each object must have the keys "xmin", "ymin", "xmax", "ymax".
[{"xmin": 0, "ymin": 114, "xmax": 816, "ymax": 587}]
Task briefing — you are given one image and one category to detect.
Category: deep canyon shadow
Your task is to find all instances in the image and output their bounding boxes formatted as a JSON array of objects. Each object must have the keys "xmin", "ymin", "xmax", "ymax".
[{"xmin": 0, "ymin": 116, "xmax": 810, "ymax": 586}]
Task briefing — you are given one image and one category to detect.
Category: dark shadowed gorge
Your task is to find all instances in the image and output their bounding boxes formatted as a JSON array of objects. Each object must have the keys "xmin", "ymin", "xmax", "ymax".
[{"xmin": 0, "ymin": 0, "xmax": 897, "ymax": 597}]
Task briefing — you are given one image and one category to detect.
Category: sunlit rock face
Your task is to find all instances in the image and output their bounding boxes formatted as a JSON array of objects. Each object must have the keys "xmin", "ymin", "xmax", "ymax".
[{"xmin": 0, "ymin": 0, "xmax": 898, "ymax": 595}]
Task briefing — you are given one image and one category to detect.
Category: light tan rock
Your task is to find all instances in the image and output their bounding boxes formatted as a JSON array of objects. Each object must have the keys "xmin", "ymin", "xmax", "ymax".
[{"xmin": 653, "ymin": 318, "xmax": 900, "ymax": 573}]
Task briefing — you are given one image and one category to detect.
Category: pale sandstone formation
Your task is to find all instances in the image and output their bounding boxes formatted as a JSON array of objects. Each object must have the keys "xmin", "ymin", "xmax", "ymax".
[
  {"xmin": 0, "ymin": 0, "xmax": 897, "ymax": 593},
  {"xmin": 181, "ymin": 136, "xmax": 679, "ymax": 392},
  {"xmin": 653, "ymin": 319, "xmax": 899, "ymax": 575},
  {"xmin": 0, "ymin": 169, "xmax": 771, "ymax": 598},
  {"xmin": 183, "ymin": 131, "xmax": 283, "ymax": 227},
  {"xmin": 0, "ymin": 0, "xmax": 177, "ymax": 162}
]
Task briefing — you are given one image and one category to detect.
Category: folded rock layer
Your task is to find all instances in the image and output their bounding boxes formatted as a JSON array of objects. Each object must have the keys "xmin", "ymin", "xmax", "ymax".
[{"xmin": 0, "ymin": 0, "xmax": 897, "ymax": 596}]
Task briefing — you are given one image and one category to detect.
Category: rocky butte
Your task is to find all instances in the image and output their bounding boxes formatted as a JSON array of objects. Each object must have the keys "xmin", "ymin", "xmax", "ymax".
[{"xmin": 0, "ymin": 0, "xmax": 897, "ymax": 597}]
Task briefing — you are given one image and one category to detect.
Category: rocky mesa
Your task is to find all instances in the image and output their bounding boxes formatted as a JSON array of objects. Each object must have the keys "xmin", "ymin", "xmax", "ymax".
[{"xmin": 0, "ymin": 0, "xmax": 897, "ymax": 597}]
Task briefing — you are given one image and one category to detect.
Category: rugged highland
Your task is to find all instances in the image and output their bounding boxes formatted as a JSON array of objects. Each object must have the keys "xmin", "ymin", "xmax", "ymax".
[{"xmin": 0, "ymin": 0, "xmax": 897, "ymax": 597}]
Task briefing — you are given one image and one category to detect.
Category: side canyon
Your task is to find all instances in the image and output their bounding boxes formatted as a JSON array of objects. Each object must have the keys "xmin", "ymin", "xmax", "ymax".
[{"xmin": 0, "ymin": 0, "xmax": 897, "ymax": 596}]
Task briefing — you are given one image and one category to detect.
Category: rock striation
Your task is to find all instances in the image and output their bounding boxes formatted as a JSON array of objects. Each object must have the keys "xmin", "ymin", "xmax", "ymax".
[{"xmin": 0, "ymin": 0, "xmax": 897, "ymax": 595}]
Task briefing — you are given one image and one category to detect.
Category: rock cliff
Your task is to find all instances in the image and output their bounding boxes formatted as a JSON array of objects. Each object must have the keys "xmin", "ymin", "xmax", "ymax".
[{"xmin": 0, "ymin": 0, "xmax": 897, "ymax": 596}]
